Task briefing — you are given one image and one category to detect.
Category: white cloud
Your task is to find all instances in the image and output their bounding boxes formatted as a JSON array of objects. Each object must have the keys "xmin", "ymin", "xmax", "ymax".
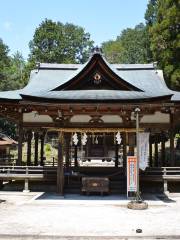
[{"xmin": 3, "ymin": 21, "xmax": 12, "ymax": 31}]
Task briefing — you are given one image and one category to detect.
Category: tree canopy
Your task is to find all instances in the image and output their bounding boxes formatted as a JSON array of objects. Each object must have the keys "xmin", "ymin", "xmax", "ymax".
[
  {"xmin": 0, "ymin": 38, "xmax": 10, "ymax": 91},
  {"xmin": 102, "ymin": 23, "xmax": 151, "ymax": 64},
  {"xmin": 29, "ymin": 19, "xmax": 94, "ymax": 65},
  {"xmin": 145, "ymin": 0, "xmax": 158, "ymax": 26},
  {"xmin": 145, "ymin": 0, "xmax": 180, "ymax": 90}
]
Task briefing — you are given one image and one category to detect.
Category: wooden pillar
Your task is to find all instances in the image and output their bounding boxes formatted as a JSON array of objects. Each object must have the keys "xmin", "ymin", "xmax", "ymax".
[
  {"xmin": 170, "ymin": 113, "xmax": 175, "ymax": 166},
  {"xmin": 115, "ymin": 144, "xmax": 119, "ymax": 167},
  {"xmin": 40, "ymin": 133, "xmax": 45, "ymax": 166},
  {"xmin": 154, "ymin": 137, "xmax": 159, "ymax": 167},
  {"xmin": 57, "ymin": 132, "xmax": 64, "ymax": 195},
  {"xmin": 123, "ymin": 132, "xmax": 127, "ymax": 174},
  {"xmin": 65, "ymin": 134, "xmax": 70, "ymax": 171},
  {"xmin": 17, "ymin": 122, "xmax": 23, "ymax": 166},
  {"xmin": 161, "ymin": 134, "xmax": 166, "ymax": 167},
  {"xmin": 27, "ymin": 130, "xmax": 32, "ymax": 166},
  {"xmin": 74, "ymin": 145, "xmax": 78, "ymax": 167},
  {"xmin": 34, "ymin": 132, "xmax": 39, "ymax": 166},
  {"xmin": 149, "ymin": 135, "xmax": 153, "ymax": 167},
  {"xmin": 128, "ymin": 146, "xmax": 134, "ymax": 155}
]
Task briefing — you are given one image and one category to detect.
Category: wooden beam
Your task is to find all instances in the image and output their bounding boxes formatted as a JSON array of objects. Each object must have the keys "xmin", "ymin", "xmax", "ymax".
[
  {"xmin": 57, "ymin": 132, "xmax": 64, "ymax": 195},
  {"xmin": 49, "ymin": 127, "xmax": 145, "ymax": 133}
]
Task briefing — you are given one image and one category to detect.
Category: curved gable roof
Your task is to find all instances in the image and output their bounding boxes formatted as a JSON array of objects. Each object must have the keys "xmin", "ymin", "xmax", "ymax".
[{"xmin": 0, "ymin": 52, "xmax": 179, "ymax": 102}]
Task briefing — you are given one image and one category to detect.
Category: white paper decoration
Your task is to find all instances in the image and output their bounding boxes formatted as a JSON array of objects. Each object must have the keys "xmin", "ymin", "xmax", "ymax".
[
  {"xmin": 116, "ymin": 131, "xmax": 122, "ymax": 145},
  {"xmin": 81, "ymin": 133, "xmax": 88, "ymax": 145},
  {"xmin": 72, "ymin": 132, "xmax": 79, "ymax": 145}
]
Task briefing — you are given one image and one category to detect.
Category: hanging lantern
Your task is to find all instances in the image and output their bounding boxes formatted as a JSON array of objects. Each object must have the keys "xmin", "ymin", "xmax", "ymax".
[
  {"xmin": 72, "ymin": 132, "xmax": 79, "ymax": 145},
  {"xmin": 116, "ymin": 131, "xmax": 122, "ymax": 145},
  {"xmin": 81, "ymin": 133, "xmax": 88, "ymax": 145}
]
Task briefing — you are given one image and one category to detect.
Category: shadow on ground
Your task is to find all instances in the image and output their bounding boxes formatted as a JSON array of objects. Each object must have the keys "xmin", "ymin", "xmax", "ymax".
[{"xmin": 35, "ymin": 192, "xmax": 171, "ymax": 202}]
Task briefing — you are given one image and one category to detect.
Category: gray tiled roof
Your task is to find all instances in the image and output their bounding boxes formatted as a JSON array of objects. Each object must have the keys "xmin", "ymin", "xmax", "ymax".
[
  {"xmin": 21, "ymin": 90, "xmax": 172, "ymax": 101},
  {"xmin": 0, "ymin": 53, "xmax": 179, "ymax": 102}
]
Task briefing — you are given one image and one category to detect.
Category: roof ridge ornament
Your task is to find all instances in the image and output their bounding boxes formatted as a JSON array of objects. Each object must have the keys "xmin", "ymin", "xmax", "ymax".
[
  {"xmin": 91, "ymin": 46, "xmax": 103, "ymax": 55},
  {"xmin": 153, "ymin": 61, "xmax": 158, "ymax": 73},
  {"xmin": 35, "ymin": 62, "xmax": 40, "ymax": 73}
]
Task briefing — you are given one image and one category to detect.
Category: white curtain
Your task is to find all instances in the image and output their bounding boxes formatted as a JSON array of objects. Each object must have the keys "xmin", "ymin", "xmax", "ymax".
[{"xmin": 139, "ymin": 132, "xmax": 150, "ymax": 171}]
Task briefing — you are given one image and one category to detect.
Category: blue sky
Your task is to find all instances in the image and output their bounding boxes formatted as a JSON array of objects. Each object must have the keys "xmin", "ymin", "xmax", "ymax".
[{"xmin": 0, "ymin": 0, "xmax": 148, "ymax": 59}]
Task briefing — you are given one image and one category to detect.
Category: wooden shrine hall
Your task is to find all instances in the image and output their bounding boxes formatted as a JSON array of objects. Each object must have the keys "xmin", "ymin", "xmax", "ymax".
[{"xmin": 0, "ymin": 47, "xmax": 180, "ymax": 195}]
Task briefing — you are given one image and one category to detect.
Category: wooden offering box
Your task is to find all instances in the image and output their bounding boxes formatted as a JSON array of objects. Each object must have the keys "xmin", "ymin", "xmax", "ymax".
[{"xmin": 81, "ymin": 177, "xmax": 109, "ymax": 195}]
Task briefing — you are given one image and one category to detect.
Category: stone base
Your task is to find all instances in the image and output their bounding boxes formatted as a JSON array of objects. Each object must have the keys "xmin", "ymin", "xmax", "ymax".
[
  {"xmin": 23, "ymin": 190, "xmax": 30, "ymax": 193},
  {"xmin": 127, "ymin": 201, "xmax": 148, "ymax": 210},
  {"xmin": 164, "ymin": 191, "xmax": 170, "ymax": 196}
]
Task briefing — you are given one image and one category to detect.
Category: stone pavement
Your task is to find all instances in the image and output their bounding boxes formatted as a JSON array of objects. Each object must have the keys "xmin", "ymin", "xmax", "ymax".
[{"xmin": 0, "ymin": 192, "xmax": 180, "ymax": 239}]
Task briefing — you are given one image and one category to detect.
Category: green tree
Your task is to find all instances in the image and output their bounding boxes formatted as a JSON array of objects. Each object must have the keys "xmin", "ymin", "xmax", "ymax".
[
  {"xmin": 0, "ymin": 118, "xmax": 16, "ymax": 139},
  {"xmin": 101, "ymin": 40, "xmax": 123, "ymax": 63},
  {"xmin": 29, "ymin": 19, "xmax": 94, "ymax": 65},
  {"xmin": 145, "ymin": 0, "xmax": 158, "ymax": 26},
  {"xmin": 1, "ymin": 53, "xmax": 27, "ymax": 91},
  {"xmin": 0, "ymin": 39, "xmax": 19, "ymax": 137},
  {"xmin": 0, "ymin": 38, "xmax": 11, "ymax": 91},
  {"xmin": 146, "ymin": 0, "xmax": 180, "ymax": 90},
  {"xmin": 6, "ymin": 51, "xmax": 27, "ymax": 90},
  {"xmin": 102, "ymin": 23, "xmax": 151, "ymax": 64}
]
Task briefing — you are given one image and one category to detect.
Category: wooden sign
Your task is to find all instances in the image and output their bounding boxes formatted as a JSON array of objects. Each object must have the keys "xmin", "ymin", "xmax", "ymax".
[{"xmin": 127, "ymin": 156, "xmax": 137, "ymax": 194}]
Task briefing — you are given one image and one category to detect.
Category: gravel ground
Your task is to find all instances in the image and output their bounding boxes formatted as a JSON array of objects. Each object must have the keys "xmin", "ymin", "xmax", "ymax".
[{"xmin": 0, "ymin": 192, "xmax": 180, "ymax": 239}]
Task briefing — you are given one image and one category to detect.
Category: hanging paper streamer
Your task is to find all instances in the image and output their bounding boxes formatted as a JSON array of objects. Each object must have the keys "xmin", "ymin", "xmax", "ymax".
[
  {"xmin": 72, "ymin": 132, "xmax": 79, "ymax": 145},
  {"xmin": 81, "ymin": 133, "xmax": 88, "ymax": 145},
  {"xmin": 95, "ymin": 136, "xmax": 98, "ymax": 144},
  {"xmin": 116, "ymin": 131, "xmax": 122, "ymax": 144},
  {"xmin": 139, "ymin": 132, "xmax": 150, "ymax": 171}
]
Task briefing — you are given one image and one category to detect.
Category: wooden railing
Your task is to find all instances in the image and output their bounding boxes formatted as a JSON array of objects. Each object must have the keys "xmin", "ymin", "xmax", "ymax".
[
  {"xmin": 141, "ymin": 167, "xmax": 180, "ymax": 193},
  {"xmin": 141, "ymin": 167, "xmax": 180, "ymax": 177},
  {"xmin": 0, "ymin": 166, "xmax": 180, "ymax": 193},
  {"xmin": 0, "ymin": 166, "xmax": 57, "ymax": 192}
]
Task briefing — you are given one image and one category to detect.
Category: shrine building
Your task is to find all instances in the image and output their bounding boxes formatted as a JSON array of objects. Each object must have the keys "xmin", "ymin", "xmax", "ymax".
[{"xmin": 0, "ymin": 48, "xmax": 180, "ymax": 195}]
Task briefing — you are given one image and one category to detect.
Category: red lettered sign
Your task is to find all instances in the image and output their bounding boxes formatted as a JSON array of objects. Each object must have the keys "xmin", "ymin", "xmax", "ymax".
[{"xmin": 127, "ymin": 156, "xmax": 137, "ymax": 193}]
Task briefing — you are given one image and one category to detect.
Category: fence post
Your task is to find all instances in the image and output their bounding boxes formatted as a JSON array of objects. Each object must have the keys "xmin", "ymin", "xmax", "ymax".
[
  {"xmin": 163, "ymin": 167, "xmax": 169, "ymax": 195},
  {"xmin": 23, "ymin": 167, "xmax": 30, "ymax": 193}
]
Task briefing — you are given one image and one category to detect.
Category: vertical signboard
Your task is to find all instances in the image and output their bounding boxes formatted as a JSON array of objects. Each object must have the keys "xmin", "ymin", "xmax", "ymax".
[{"xmin": 127, "ymin": 156, "xmax": 137, "ymax": 195}]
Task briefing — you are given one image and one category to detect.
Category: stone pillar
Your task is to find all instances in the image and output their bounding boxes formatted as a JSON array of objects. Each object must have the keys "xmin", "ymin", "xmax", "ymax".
[
  {"xmin": 34, "ymin": 132, "xmax": 39, "ymax": 166},
  {"xmin": 27, "ymin": 130, "xmax": 32, "ymax": 166},
  {"xmin": 17, "ymin": 122, "xmax": 23, "ymax": 166},
  {"xmin": 57, "ymin": 132, "xmax": 64, "ymax": 195}
]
